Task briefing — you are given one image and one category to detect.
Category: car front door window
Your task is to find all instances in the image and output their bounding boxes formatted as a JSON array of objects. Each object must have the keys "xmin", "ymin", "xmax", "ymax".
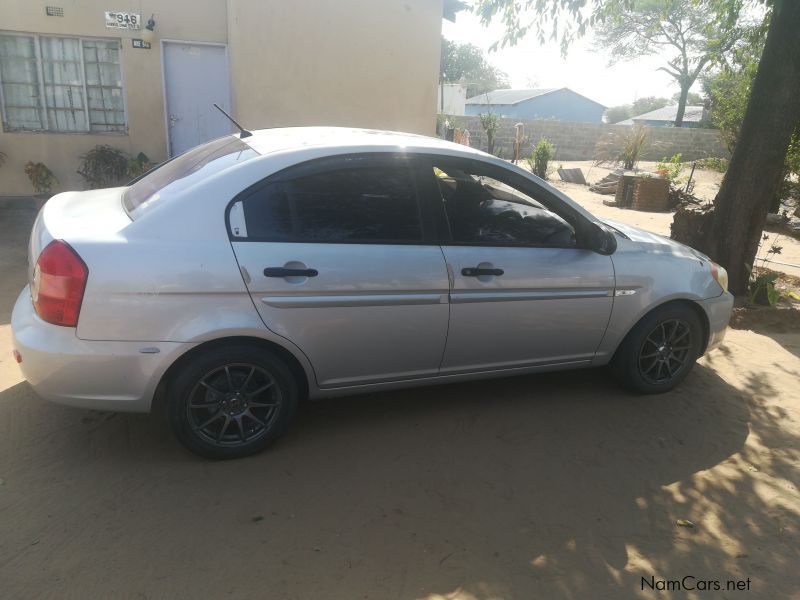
[{"xmin": 434, "ymin": 167, "xmax": 576, "ymax": 248}]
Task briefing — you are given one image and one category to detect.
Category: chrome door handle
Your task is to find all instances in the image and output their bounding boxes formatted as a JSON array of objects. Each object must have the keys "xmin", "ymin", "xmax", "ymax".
[
  {"xmin": 169, "ymin": 114, "xmax": 180, "ymax": 127},
  {"xmin": 263, "ymin": 267, "xmax": 319, "ymax": 278},
  {"xmin": 462, "ymin": 267, "xmax": 504, "ymax": 277}
]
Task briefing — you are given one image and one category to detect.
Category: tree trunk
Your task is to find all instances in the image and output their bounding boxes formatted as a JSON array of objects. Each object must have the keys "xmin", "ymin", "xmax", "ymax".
[
  {"xmin": 707, "ymin": 0, "xmax": 800, "ymax": 295},
  {"xmin": 674, "ymin": 78, "xmax": 690, "ymax": 127}
]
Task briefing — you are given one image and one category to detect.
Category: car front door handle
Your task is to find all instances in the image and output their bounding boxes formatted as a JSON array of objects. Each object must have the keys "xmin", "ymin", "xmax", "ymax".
[
  {"xmin": 263, "ymin": 267, "xmax": 319, "ymax": 278},
  {"xmin": 462, "ymin": 267, "xmax": 504, "ymax": 277}
]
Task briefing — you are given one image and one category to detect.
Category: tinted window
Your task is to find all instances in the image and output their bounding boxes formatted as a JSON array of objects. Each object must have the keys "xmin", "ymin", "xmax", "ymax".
[
  {"xmin": 433, "ymin": 165, "xmax": 576, "ymax": 247},
  {"xmin": 124, "ymin": 137, "xmax": 259, "ymax": 216},
  {"xmin": 241, "ymin": 164, "xmax": 422, "ymax": 243}
]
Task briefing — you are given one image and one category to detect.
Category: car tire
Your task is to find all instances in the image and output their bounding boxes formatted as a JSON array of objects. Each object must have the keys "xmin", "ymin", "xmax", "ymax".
[
  {"xmin": 167, "ymin": 344, "xmax": 299, "ymax": 459},
  {"xmin": 610, "ymin": 302, "xmax": 704, "ymax": 394}
]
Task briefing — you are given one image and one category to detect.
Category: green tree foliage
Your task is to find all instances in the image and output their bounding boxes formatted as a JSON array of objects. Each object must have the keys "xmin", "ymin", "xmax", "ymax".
[
  {"xmin": 592, "ymin": 0, "xmax": 740, "ymax": 126},
  {"xmin": 703, "ymin": 22, "xmax": 766, "ymax": 151},
  {"xmin": 604, "ymin": 96, "xmax": 670, "ymax": 123},
  {"xmin": 440, "ymin": 37, "xmax": 511, "ymax": 97},
  {"xmin": 672, "ymin": 91, "xmax": 705, "ymax": 105},
  {"xmin": 632, "ymin": 96, "xmax": 671, "ymax": 115},
  {"xmin": 474, "ymin": 0, "xmax": 800, "ymax": 295},
  {"xmin": 703, "ymin": 19, "xmax": 798, "ymax": 206},
  {"xmin": 604, "ymin": 105, "xmax": 632, "ymax": 123}
]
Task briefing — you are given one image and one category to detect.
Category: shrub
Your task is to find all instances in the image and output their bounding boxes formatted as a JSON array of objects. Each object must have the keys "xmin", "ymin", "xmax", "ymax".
[
  {"xmin": 478, "ymin": 111, "xmax": 499, "ymax": 155},
  {"xmin": 528, "ymin": 137, "xmax": 554, "ymax": 179},
  {"xmin": 655, "ymin": 153, "xmax": 683, "ymax": 186},
  {"xmin": 695, "ymin": 156, "xmax": 728, "ymax": 172},
  {"xmin": 127, "ymin": 152, "xmax": 152, "ymax": 179},
  {"xmin": 594, "ymin": 124, "xmax": 649, "ymax": 170},
  {"xmin": 77, "ymin": 145, "xmax": 130, "ymax": 189},
  {"xmin": 24, "ymin": 161, "xmax": 58, "ymax": 195}
]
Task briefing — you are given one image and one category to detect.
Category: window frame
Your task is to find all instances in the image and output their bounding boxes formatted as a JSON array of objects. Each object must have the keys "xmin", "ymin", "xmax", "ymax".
[
  {"xmin": 417, "ymin": 154, "xmax": 593, "ymax": 250},
  {"xmin": 0, "ymin": 30, "xmax": 128, "ymax": 134},
  {"xmin": 225, "ymin": 153, "xmax": 440, "ymax": 246}
]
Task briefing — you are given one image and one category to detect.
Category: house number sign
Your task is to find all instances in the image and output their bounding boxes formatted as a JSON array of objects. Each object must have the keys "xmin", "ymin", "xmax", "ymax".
[{"xmin": 105, "ymin": 11, "xmax": 141, "ymax": 29}]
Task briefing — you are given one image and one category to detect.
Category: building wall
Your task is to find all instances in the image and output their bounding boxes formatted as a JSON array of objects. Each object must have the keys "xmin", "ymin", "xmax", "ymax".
[
  {"xmin": 437, "ymin": 83, "xmax": 466, "ymax": 116},
  {"xmin": 1, "ymin": 0, "xmax": 443, "ymax": 196},
  {"xmin": 455, "ymin": 116, "xmax": 729, "ymax": 161},
  {"xmin": 0, "ymin": 0, "xmax": 227, "ymax": 195},
  {"xmin": 465, "ymin": 90, "xmax": 605, "ymax": 123},
  {"xmin": 226, "ymin": 0, "xmax": 442, "ymax": 136}
]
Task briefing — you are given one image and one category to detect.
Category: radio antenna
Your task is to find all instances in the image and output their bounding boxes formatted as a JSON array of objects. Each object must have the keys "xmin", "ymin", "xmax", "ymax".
[{"xmin": 213, "ymin": 103, "xmax": 252, "ymax": 138}]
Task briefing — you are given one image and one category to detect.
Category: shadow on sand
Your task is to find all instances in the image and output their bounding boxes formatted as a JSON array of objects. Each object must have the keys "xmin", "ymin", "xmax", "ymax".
[{"xmin": 1, "ymin": 360, "xmax": 796, "ymax": 598}]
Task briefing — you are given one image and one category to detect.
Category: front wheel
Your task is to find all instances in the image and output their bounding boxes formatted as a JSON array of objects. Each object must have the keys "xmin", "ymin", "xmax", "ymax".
[
  {"xmin": 610, "ymin": 303, "xmax": 704, "ymax": 394},
  {"xmin": 167, "ymin": 345, "xmax": 299, "ymax": 459}
]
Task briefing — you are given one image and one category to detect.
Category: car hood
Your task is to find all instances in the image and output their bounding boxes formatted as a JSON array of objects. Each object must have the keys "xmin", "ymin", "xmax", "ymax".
[{"xmin": 601, "ymin": 218, "xmax": 710, "ymax": 262}]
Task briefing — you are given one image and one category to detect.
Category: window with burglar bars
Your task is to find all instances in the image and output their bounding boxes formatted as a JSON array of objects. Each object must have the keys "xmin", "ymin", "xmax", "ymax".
[{"xmin": 0, "ymin": 33, "xmax": 126, "ymax": 133}]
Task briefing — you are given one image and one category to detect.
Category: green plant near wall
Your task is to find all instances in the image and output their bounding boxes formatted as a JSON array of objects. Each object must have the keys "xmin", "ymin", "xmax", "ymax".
[
  {"xmin": 528, "ymin": 137, "xmax": 554, "ymax": 179},
  {"xmin": 24, "ymin": 161, "xmax": 59, "ymax": 195},
  {"xmin": 127, "ymin": 152, "xmax": 152, "ymax": 179},
  {"xmin": 695, "ymin": 157, "xmax": 728, "ymax": 173},
  {"xmin": 77, "ymin": 145, "xmax": 131, "ymax": 189},
  {"xmin": 594, "ymin": 124, "xmax": 649, "ymax": 171},
  {"xmin": 478, "ymin": 111, "xmax": 499, "ymax": 155},
  {"xmin": 655, "ymin": 153, "xmax": 684, "ymax": 187}
]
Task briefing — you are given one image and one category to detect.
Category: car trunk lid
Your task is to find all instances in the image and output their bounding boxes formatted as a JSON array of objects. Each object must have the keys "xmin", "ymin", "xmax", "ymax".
[{"xmin": 28, "ymin": 188, "xmax": 131, "ymax": 282}]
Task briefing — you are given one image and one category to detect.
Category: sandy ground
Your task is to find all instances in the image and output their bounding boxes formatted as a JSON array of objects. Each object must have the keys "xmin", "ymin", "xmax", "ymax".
[
  {"xmin": 549, "ymin": 161, "xmax": 800, "ymax": 279},
  {"xmin": 1, "ymin": 195, "xmax": 799, "ymax": 599}
]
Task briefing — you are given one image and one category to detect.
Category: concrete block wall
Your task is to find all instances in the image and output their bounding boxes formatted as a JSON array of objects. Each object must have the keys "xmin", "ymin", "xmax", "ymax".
[{"xmin": 452, "ymin": 116, "xmax": 729, "ymax": 162}]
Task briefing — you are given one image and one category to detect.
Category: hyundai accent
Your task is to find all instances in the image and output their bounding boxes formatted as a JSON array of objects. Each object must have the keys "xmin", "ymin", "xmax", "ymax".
[{"xmin": 11, "ymin": 127, "xmax": 733, "ymax": 458}]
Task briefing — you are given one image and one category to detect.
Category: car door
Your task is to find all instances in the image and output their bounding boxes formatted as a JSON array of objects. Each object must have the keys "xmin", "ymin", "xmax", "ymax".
[
  {"xmin": 228, "ymin": 154, "xmax": 450, "ymax": 388},
  {"xmin": 420, "ymin": 156, "xmax": 615, "ymax": 373}
]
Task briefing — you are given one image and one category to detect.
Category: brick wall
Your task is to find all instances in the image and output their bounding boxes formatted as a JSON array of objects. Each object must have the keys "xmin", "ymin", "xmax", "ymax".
[{"xmin": 452, "ymin": 116, "xmax": 729, "ymax": 162}]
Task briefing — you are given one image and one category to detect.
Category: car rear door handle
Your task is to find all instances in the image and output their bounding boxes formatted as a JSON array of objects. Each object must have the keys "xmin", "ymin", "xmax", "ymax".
[
  {"xmin": 263, "ymin": 267, "xmax": 319, "ymax": 278},
  {"xmin": 462, "ymin": 267, "xmax": 504, "ymax": 277}
]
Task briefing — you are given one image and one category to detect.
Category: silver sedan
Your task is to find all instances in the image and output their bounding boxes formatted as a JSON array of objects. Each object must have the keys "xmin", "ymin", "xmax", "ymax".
[{"xmin": 11, "ymin": 128, "xmax": 733, "ymax": 459}]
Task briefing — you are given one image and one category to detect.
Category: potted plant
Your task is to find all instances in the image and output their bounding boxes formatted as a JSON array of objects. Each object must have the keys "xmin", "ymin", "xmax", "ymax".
[
  {"xmin": 24, "ymin": 161, "xmax": 59, "ymax": 209},
  {"xmin": 77, "ymin": 144, "xmax": 130, "ymax": 189}
]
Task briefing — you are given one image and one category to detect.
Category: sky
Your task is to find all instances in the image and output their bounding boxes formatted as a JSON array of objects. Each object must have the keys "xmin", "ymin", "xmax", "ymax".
[{"xmin": 441, "ymin": 10, "xmax": 696, "ymax": 108}]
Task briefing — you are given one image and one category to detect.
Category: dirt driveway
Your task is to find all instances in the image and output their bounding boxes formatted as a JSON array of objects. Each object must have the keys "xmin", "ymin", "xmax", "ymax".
[{"xmin": 1, "ymin": 200, "xmax": 799, "ymax": 600}]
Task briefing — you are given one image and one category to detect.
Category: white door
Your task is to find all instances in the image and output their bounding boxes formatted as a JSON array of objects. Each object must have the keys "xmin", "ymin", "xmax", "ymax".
[{"xmin": 162, "ymin": 42, "xmax": 232, "ymax": 156}]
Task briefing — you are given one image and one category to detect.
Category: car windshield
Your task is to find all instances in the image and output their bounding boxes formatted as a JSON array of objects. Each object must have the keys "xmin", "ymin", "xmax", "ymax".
[{"xmin": 123, "ymin": 136, "xmax": 259, "ymax": 216}]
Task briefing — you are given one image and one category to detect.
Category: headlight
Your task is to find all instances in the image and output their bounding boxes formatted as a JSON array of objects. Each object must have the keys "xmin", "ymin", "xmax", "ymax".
[{"xmin": 710, "ymin": 262, "xmax": 728, "ymax": 292}]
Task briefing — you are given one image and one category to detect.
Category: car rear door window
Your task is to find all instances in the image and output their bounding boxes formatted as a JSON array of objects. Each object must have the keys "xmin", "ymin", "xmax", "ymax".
[
  {"xmin": 432, "ymin": 164, "xmax": 576, "ymax": 248},
  {"xmin": 239, "ymin": 161, "xmax": 423, "ymax": 243}
]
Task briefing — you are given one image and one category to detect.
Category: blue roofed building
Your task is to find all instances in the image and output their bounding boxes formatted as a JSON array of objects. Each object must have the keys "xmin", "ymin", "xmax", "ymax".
[
  {"xmin": 620, "ymin": 105, "xmax": 708, "ymax": 128},
  {"xmin": 464, "ymin": 88, "xmax": 606, "ymax": 123}
]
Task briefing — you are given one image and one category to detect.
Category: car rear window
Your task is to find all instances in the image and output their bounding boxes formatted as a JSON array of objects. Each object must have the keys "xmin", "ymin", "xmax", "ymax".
[{"xmin": 123, "ymin": 136, "xmax": 259, "ymax": 216}]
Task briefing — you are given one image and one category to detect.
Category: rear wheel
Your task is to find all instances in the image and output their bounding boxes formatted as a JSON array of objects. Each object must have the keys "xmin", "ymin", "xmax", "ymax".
[
  {"xmin": 167, "ymin": 345, "xmax": 299, "ymax": 459},
  {"xmin": 610, "ymin": 303, "xmax": 703, "ymax": 394}
]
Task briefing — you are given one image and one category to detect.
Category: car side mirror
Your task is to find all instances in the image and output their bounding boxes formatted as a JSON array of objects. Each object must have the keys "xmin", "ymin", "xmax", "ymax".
[{"xmin": 583, "ymin": 222, "xmax": 617, "ymax": 255}]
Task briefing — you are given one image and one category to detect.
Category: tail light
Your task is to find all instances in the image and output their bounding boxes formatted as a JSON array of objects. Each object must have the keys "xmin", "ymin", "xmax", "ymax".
[{"xmin": 31, "ymin": 240, "xmax": 88, "ymax": 327}]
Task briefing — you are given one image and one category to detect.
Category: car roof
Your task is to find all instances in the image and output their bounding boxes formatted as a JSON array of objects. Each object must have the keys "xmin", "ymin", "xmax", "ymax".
[{"xmin": 240, "ymin": 126, "xmax": 487, "ymax": 158}]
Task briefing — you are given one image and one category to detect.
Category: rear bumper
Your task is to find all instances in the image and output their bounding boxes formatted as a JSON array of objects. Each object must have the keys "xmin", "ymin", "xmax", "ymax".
[
  {"xmin": 11, "ymin": 286, "xmax": 188, "ymax": 413},
  {"xmin": 699, "ymin": 291, "xmax": 734, "ymax": 353}
]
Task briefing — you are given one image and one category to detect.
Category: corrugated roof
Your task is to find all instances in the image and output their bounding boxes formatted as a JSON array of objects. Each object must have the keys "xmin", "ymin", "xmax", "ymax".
[
  {"xmin": 630, "ymin": 105, "xmax": 706, "ymax": 123},
  {"xmin": 465, "ymin": 88, "xmax": 559, "ymax": 105},
  {"xmin": 465, "ymin": 87, "xmax": 606, "ymax": 108}
]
